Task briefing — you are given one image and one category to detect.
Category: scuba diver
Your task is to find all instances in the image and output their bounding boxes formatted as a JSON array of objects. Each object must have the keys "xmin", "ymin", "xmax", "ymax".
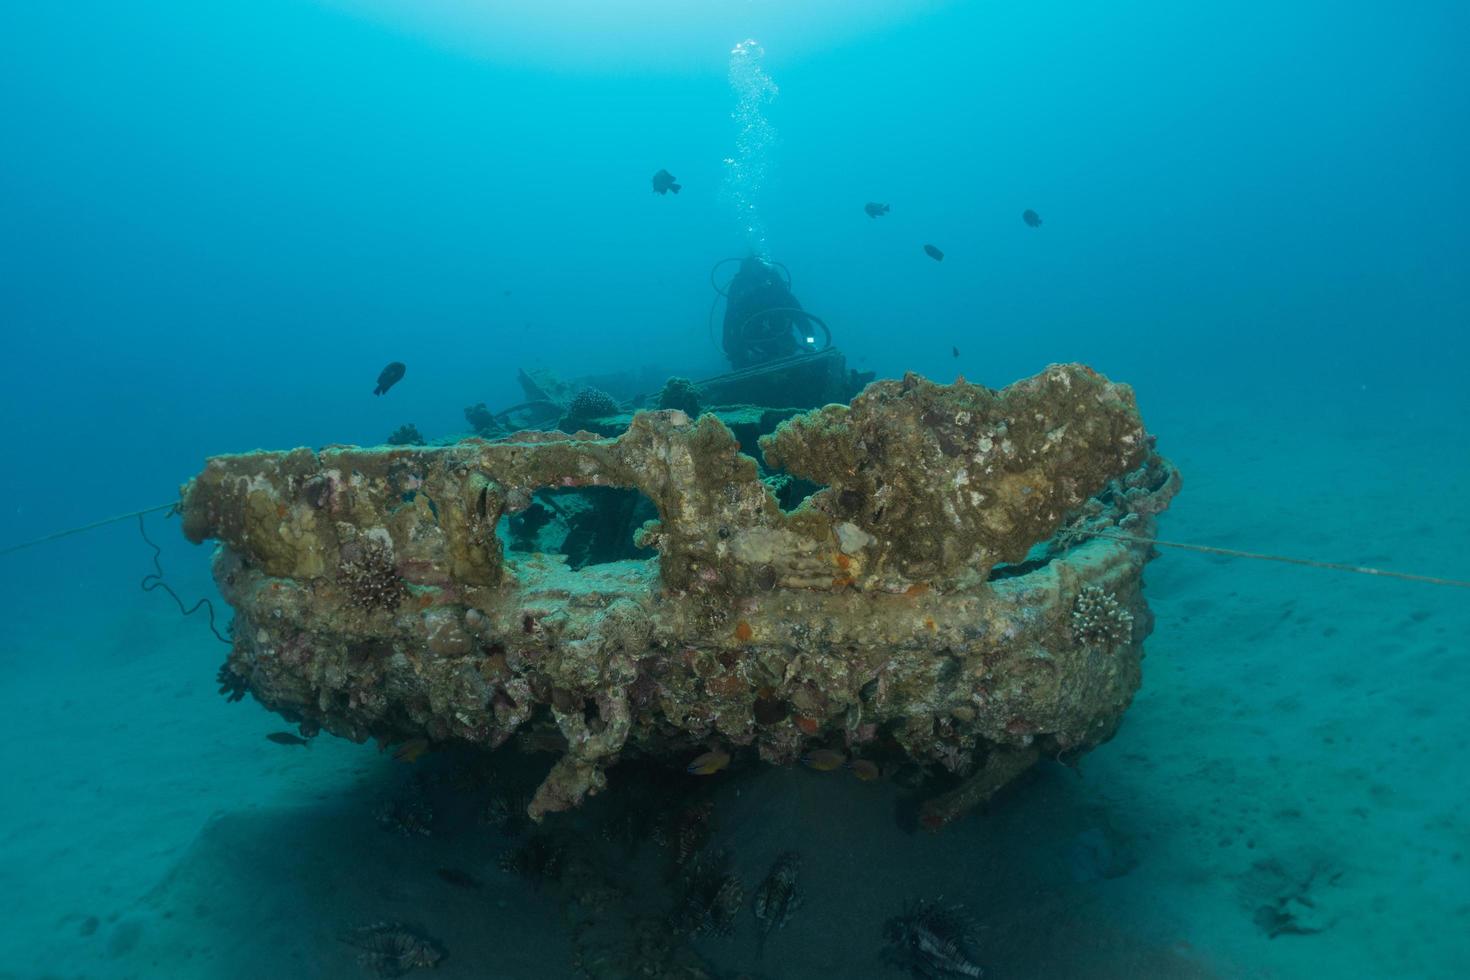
[{"xmin": 721, "ymin": 255, "xmax": 809, "ymax": 370}]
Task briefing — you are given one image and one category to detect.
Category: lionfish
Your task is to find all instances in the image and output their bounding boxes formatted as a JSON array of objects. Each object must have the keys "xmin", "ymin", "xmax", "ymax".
[
  {"xmin": 882, "ymin": 899, "xmax": 983, "ymax": 978},
  {"xmin": 753, "ymin": 851, "xmax": 803, "ymax": 954},
  {"xmin": 497, "ymin": 834, "xmax": 565, "ymax": 885},
  {"xmin": 339, "ymin": 922, "xmax": 443, "ymax": 978},
  {"xmin": 673, "ymin": 848, "xmax": 743, "ymax": 937}
]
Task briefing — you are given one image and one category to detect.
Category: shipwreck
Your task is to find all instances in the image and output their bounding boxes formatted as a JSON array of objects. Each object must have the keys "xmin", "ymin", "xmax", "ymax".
[{"xmin": 181, "ymin": 363, "xmax": 1179, "ymax": 828}]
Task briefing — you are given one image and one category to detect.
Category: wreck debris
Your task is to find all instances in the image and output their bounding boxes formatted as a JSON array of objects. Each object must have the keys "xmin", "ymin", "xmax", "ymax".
[
  {"xmin": 181, "ymin": 364, "xmax": 1179, "ymax": 827},
  {"xmin": 882, "ymin": 900, "xmax": 983, "ymax": 978},
  {"xmin": 339, "ymin": 921, "xmax": 443, "ymax": 978},
  {"xmin": 917, "ymin": 745, "xmax": 1041, "ymax": 832}
]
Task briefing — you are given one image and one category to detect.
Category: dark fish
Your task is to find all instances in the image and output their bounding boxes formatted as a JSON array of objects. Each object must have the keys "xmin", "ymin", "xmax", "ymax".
[
  {"xmin": 1023, "ymin": 208, "xmax": 1043, "ymax": 228},
  {"xmin": 435, "ymin": 867, "xmax": 483, "ymax": 889},
  {"xmin": 374, "ymin": 361, "xmax": 405, "ymax": 396},
  {"xmin": 266, "ymin": 732, "xmax": 310, "ymax": 746},
  {"xmin": 864, "ymin": 202, "xmax": 890, "ymax": 218},
  {"xmin": 652, "ymin": 169, "xmax": 681, "ymax": 195},
  {"xmin": 952, "ymin": 346, "xmax": 960, "ymax": 358},
  {"xmin": 924, "ymin": 244, "xmax": 944, "ymax": 262},
  {"xmin": 754, "ymin": 851, "xmax": 803, "ymax": 952},
  {"xmin": 884, "ymin": 899, "xmax": 983, "ymax": 978}
]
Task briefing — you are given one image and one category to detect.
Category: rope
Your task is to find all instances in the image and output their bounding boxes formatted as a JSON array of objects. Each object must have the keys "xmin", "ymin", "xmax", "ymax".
[
  {"xmin": 0, "ymin": 502, "xmax": 176, "ymax": 556},
  {"xmin": 138, "ymin": 512, "xmax": 233, "ymax": 645},
  {"xmin": 1086, "ymin": 529, "xmax": 1470, "ymax": 590}
]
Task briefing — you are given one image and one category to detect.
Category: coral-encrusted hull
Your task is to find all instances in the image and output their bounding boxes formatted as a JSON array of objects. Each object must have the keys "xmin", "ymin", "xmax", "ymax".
[{"xmin": 182, "ymin": 365, "xmax": 1179, "ymax": 826}]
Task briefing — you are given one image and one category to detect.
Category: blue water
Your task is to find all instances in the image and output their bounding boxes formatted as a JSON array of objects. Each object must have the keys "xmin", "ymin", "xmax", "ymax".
[{"xmin": 2, "ymin": 2, "xmax": 1467, "ymax": 977}]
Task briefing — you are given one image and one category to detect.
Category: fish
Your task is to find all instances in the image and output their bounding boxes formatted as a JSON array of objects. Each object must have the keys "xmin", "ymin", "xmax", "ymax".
[
  {"xmin": 883, "ymin": 899, "xmax": 983, "ymax": 978},
  {"xmin": 373, "ymin": 361, "xmax": 405, "ymax": 396},
  {"xmin": 864, "ymin": 202, "xmax": 890, "ymax": 218},
  {"xmin": 652, "ymin": 169, "xmax": 681, "ymax": 195},
  {"xmin": 801, "ymin": 748, "xmax": 847, "ymax": 771},
  {"xmin": 924, "ymin": 244, "xmax": 944, "ymax": 262},
  {"xmin": 266, "ymin": 731, "xmax": 310, "ymax": 746},
  {"xmin": 754, "ymin": 851, "xmax": 803, "ymax": 953},
  {"xmin": 1022, "ymin": 208, "xmax": 1043, "ymax": 228},
  {"xmin": 435, "ymin": 867, "xmax": 483, "ymax": 889},
  {"xmin": 952, "ymin": 346, "xmax": 960, "ymax": 358},
  {"xmin": 393, "ymin": 737, "xmax": 430, "ymax": 763},
  {"xmin": 847, "ymin": 758, "xmax": 881, "ymax": 781},
  {"xmin": 686, "ymin": 748, "xmax": 731, "ymax": 775}
]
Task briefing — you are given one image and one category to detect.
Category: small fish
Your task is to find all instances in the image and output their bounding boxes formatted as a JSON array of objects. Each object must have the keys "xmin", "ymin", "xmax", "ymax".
[
  {"xmin": 847, "ymin": 758, "xmax": 881, "ymax": 781},
  {"xmin": 373, "ymin": 361, "xmax": 405, "ymax": 396},
  {"xmin": 802, "ymin": 748, "xmax": 847, "ymax": 771},
  {"xmin": 266, "ymin": 732, "xmax": 310, "ymax": 746},
  {"xmin": 864, "ymin": 202, "xmax": 890, "ymax": 218},
  {"xmin": 924, "ymin": 244, "xmax": 944, "ymax": 262},
  {"xmin": 1022, "ymin": 208, "xmax": 1043, "ymax": 228},
  {"xmin": 652, "ymin": 168, "xmax": 681, "ymax": 195},
  {"xmin": 393, "ymin": 737, "xmax": 430, "ymax": 763},
  {"xmin": 435, "ymin": 867, "xmax": 483, "ymax": 889},
  {"xmin": 951, "ymin": 346, "xmax": 960, "ymax": 358},
  {"xmin": 687, "ymin": 749, "xmax": 731, "ymax": 775}
]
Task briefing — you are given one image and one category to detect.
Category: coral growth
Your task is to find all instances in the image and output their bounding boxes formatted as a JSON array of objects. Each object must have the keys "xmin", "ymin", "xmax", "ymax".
[
  {"xmin": 657, "ymin": 377, "xmax": 702, "ymax": 417},
  {"xmin": 215, "ymin": 661, "xmax": 248, "ymax": 702},
  {"xmin": 566, "ymin": 387, "xmax": 620, "ymax": 420},
  {"xmin": 1071, "ymin": 585, "xmax": 1134, "ymax": 648},
  {"xmin": 338, "ymin": 538, "xmax": 408, "ymax": 613},
  {"xmin": 464, "ymin": 403, "xmax": 502, "ymax": 438},
  {"xmin": 386, "ymin": 424, "xmax": 424, "ymax": 446}
]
